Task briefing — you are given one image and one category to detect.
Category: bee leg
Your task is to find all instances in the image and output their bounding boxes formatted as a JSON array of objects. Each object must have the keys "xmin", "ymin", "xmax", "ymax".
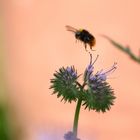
[
  {"xmin": 90, "ymin": 45, "xmax": 96, "ymax": 51},
  {"xmin": 84, "ymin": 43, "xmax": 88, "ymax": 51}
]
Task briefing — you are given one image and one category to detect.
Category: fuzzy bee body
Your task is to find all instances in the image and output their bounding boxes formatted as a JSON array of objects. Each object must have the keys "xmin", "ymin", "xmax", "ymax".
[{"xmin": 66, "ymin": 25, "xmax": 96, "ymax": 51}]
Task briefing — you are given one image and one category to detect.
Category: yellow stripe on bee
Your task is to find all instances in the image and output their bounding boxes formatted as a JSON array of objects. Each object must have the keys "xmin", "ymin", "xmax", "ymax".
[{"xmin": 79, "ymin": 28, "xmax": 83, "ymax": 32}]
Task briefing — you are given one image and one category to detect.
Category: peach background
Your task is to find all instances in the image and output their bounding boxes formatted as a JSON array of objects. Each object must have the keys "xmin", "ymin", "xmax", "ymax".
[{"xmin": 1, "ymin": 0, "xmax": 140, "ymax": 140}]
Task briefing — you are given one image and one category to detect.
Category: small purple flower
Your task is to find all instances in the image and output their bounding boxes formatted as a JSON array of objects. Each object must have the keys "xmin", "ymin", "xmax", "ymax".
[
  {"xmin": 84, "ymin": 54, "xmax": 98, "ymax": 82},
  {"xmin": 90, "ymin": 62, "xmax": 116, "ymax": 82},
  {"xmin": 96, "ymin": 62, "xmax": 117, "ymax": 80},
  {"xmin": 66, "ymin": 66, "xmax": 77, "ymax": 79},
  {"xmin": 64, "ymin": 131, "xmax": 80, "ymax": 140},
  {"xmin": 85, "ymin": 54, "xmax": 117, "ymax": 90},
  {"xmin": 50, "ymin": 66, "xmax": 79, "ymax": 103},
  {"xmin": 87, "ymin": 64, "xmax": 94, "ymax": 73},
  {"xmin": 83, "ymin": 54, "xmax": 117, "ymax": 112}
]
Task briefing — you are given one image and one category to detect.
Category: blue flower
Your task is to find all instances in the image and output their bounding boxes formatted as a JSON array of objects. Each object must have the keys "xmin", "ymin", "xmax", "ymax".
[
  {"xmin": 64, "ymin": 131, "xmax": 80, "ymax": 140},
  {"xmin": 65, "ymin": 66, "xmax": 78, "ymax": 81},
  {"xmin": 84, "ymin": 54, "xmax": 98, "ymax": 82},
  {"xmin": 88, "ymin": 62, "xmax": 117, "ymax": 91},
  {"xmin": 50, "ymin": 53, "xmax": 117, "ymax": 112},
  {"xmin": 50, "ymin": 66, "xmax": 80, "ymax": 103},
  {"xmin": 82, "ymin": 54, "xmax": 117, "ymax": 112}
]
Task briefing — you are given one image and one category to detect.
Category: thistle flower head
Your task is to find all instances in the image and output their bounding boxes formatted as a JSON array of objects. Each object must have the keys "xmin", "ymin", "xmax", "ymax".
[
  {"xmin": 50, "ymin": 66, "xmax": 80, "ymax": 103},
  {"xmin": 50, "ymin": 53, "xmax": 117, "ymax": 112},
  {"xmin": 82, "ymin": 54, "xmax": 117, "ymax": 112}
]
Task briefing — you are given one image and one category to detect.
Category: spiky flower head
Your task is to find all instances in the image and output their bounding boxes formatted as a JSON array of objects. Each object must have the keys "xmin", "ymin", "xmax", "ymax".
[
  {"xmin": 83, "ymin": 54, "xmax": 117, "ymax": 112},
  {"xmin": 50, "ymin": 66, "xmax": 80, "ymax": 103},
  {"xmin": 50, "ymin": 54, "xmax": 117, "ymax": 112}
]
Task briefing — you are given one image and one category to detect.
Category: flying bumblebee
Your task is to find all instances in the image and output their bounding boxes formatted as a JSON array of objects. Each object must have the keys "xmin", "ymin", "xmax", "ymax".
[{"xmin": 66, "ymin": 25, "xmax": 96, "ymax": 51}]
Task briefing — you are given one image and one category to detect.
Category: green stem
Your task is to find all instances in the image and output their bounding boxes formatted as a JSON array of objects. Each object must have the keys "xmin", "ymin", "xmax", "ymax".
[
  {"xmin": 101, "ymin": 35, "xmax": 140, "ymax": 64},
  {"xmin": 73, "ymin": 98, "xmax": 82, "ymax": 137}
]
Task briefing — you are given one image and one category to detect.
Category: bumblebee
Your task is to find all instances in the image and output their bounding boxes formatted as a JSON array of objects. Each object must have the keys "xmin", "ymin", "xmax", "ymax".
[{"xmin": 66, "ymin": 25, "xmax": 96, "ymax": 51}]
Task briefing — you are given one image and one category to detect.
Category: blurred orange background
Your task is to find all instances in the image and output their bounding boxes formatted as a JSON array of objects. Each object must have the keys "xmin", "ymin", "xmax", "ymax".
[{"xmin": 1, "ymin": 0, "xmax": 140, "ymax": 140}]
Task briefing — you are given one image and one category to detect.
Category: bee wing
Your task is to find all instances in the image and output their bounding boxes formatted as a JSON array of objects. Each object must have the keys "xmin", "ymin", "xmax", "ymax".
[{"xmin": 65, "ymin": 25, "xmax": 78, "ymax": 33}]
